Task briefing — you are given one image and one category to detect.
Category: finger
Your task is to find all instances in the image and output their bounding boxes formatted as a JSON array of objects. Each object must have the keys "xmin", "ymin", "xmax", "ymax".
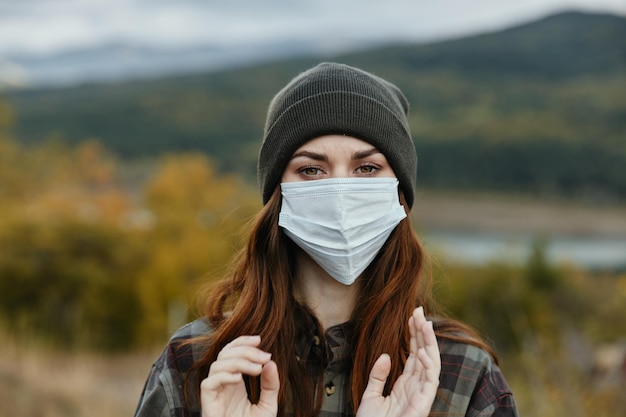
[
  {"xmin": 416, "ymin": 348, "xmax": 440, "ymax": 408},
  {"xmin": 421, "ymin": 320, "xmax": 441, "ymax": 375},
  {"xmin": 404, "ymin": 318, "xmax": 417, "ymax": 376},
  {"xmin": 218, "ymin": 335, "xmax": 263, "ymax": 358},
  {"xmin": 409, "ymin": 315, "xmax": 417, "ymax": 356},
  {"xmin": 256, "ymin": 360, "xmax": 280, "ymax": 414},
  {"xmin": 201, "ymin": 370, "xmax": 243, "ymax": 391},
  {"xmin": 217, "ymin": 345, "xmax": 272, "ymax": 363},
  {"xmin": 204, "ymin": 347, "xmax": 272, "ymax": 392},
  {"xmin": 209, "ymin": 356, "xmax": 267, "ymax": 378},
  {"xmin": 225, "ymin": 334, "xmax": 261, "ymax": 348},
  {"xmin": 421, "ymin": 320, "xmax": 439, "ymax": 365},
  {"xmin": 361, "ymin": 354, "xmax": 391, "ymax": 401},
  {"xmin": 403, "ymin": 350, "xmax": 416, "ymax": 376},
  {"xmin": 413, "ymin": 307, "xmax": 426, "ymax": 350},
  {"xmin": 212, "ymin": 343, "xmax": 272, "ymax": 376},
  {"xmin": 416, "ymin": 347, "xmax": 435, "ymax": 375},
  {"xmin": 405, "ymin": 307, "xmax": 425, "ymax": 376}
]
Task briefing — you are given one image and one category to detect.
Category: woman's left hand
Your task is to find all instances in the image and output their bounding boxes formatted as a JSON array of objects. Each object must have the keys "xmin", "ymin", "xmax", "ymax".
[{"xmin": 356, "ymin": 307, "xmax": 441, "ymax": 417}]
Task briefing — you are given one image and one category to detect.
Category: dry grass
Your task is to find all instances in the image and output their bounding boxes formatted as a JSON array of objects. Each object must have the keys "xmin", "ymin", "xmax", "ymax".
[
  {"xmin": 502, "ymin": 341, "xmax": 626, "ymax": 417},
  {"xmin": 0, "ymin": 338, "xmax": 158, "ymax": 417}
]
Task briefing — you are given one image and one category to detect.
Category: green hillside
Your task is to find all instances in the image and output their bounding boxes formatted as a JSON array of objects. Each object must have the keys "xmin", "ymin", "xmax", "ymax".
[{"xmin": 6, "ymin": 11, "xmax": 626, "ymax": 200}]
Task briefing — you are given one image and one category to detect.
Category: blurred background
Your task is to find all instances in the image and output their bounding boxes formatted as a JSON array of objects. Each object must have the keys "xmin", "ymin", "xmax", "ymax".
[{"xmin": 1, "ymin": 1, "xmax": 625, "ymax": 416}]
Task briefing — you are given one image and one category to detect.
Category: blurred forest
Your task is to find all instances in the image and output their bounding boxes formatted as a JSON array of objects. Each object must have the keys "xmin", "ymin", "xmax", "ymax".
[
  {"xmin": 7, "ymin": 11, "xmax": 626, "ymax": 202},
  {"xmin": 1, "ymin": 10, "xmax": 625, "ymax": 417},
  {"xmin": 0, "ymin": 114, "xmax": 259, "ymax": 349},
  {"xmin": 1, "ymin": 101, "xmax": 625, "ymax": 417}
]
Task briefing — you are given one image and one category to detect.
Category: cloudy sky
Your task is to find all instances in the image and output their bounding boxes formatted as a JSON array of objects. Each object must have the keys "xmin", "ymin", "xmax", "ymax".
[{"xmin": 1, "ymin": 0, "xmax": 625, "ymax": 56}]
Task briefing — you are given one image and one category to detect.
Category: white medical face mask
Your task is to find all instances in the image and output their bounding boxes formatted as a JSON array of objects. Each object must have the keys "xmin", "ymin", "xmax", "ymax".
[{"xmin": 278, "ymin": 177, "xmax": 407, "ymax": 285}]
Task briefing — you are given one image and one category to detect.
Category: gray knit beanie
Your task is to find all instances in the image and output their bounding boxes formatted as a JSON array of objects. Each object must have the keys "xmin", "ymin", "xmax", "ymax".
[{"xmin": 258, "ymin": 62, "xmax": 417, "ymax": 208}]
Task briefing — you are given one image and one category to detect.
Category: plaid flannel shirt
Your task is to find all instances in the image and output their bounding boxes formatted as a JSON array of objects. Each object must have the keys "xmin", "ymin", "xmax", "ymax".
[{"xmin": 134, "ymin": 318, "xmax": 518, "ymax": 417}]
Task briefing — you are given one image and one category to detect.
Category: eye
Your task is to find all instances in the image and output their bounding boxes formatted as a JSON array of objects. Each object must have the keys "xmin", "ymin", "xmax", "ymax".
[
  {"xmin": 298, "ymin": 166, "xmax": 323, "ymax": 176},
  {"xmin": 355, "ymin": 164, "xmax": 379, "ymax": 175}
]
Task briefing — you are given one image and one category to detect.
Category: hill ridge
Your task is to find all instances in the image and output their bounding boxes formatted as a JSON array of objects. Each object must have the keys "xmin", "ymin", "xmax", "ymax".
[{"xmin": 5, "ymin": 11, "xmax": 626, "ymax": 201}]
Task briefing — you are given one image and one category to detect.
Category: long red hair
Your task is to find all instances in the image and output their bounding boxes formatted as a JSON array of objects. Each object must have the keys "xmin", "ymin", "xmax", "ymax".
[{"xmin": 188, "ymin": 187, "xmax": 495, "ymax": 416}]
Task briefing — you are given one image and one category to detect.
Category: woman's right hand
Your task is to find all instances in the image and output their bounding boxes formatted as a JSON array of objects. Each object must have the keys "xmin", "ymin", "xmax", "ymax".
[{"xmin": 201, "ymin": 335, "xmax": 280, "ymax": 417}]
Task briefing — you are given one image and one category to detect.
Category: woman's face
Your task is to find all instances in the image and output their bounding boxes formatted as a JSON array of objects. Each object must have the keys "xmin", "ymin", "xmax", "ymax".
[{"xmin": 281, "ymin": 135, "xmax": 397, "ymax": 183}]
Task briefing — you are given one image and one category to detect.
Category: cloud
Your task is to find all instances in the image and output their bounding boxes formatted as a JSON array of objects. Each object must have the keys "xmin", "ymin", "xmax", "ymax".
[{"xmin": 0, "ymin": 0, "xmax": 624, "ymax": 56}]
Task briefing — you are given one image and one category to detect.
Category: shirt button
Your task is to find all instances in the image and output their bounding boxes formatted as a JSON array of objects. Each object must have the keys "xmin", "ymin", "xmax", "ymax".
[{"xmin": 325, "ymin": 382, "xmax": 336, "ymax": 396}]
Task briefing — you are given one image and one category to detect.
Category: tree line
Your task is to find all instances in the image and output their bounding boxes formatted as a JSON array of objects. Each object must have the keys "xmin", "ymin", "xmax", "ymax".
[
  {"xmin": 7, "ymin": 12, "xmax": 626, "ymax": 201},
  {"xmin": 0, "ymin": 111, "xmax": 624, "ymax": 353}
]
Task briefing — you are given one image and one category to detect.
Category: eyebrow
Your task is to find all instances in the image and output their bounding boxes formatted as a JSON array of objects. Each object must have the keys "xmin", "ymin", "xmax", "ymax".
[
  {"xmin": 290, "ymin": 147, "xmax": 381, "ymax": 161},
  {"xmin": 352, "ymin": 147, "xmax": 382, "ymax": 160},
  {"xmin": 290, "ymin": 150, "xmax": 328, "ymax": 162}
]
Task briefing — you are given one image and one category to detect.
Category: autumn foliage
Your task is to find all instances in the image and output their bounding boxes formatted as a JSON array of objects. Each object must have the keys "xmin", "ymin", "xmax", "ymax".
[
  {"xmin": 0, "ymin": 114, "xmax": 259, "ymax": 349},
  {"xmin": 1, "ymin": 96, "xmax": 625, "ymax": 415}
]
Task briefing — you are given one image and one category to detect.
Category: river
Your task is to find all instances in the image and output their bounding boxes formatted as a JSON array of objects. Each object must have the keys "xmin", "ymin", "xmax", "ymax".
[{"xmin": 422, "ymin": 231, "xmax": 626, "ymax": 270}]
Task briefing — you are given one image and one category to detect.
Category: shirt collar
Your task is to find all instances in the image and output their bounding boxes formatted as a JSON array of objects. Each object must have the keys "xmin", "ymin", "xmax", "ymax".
[{"xmin": 295, "ymin": 315, "xmax": 355, "ymax": 373}]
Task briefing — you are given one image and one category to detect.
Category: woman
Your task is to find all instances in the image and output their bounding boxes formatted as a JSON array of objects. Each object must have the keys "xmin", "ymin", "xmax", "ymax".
[{"xmin": 135, "ymin": 62, "xmax": 518, "ymax": 417}]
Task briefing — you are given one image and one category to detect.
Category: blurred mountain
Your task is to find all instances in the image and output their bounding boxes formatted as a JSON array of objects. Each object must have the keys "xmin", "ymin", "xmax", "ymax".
[
  {"xmin": 338, "ymin": 10, "xmax": 626, "ymax": 78},
  {"xmin": 0, "ymin": 39, "xmax": 341, "ymax": 88},
  {"xmin": 5, "ymin": 11, "xmax": 626, "ymax": 201}
]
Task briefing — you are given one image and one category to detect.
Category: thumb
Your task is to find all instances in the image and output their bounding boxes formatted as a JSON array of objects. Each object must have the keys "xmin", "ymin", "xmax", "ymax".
[
  {"xmin": 256, "ymin": 360, "xmax": 280, "ymax": 413},
  {"xmin": 361, "ymin": 353, "xmax": 391, "ymax": 401}
]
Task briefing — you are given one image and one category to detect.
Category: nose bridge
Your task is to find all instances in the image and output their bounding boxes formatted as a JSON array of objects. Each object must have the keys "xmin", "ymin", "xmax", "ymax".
[
  {"xmin": 327, "ymin": 193, "xmax": 352, "ymax": 239},
  {"xmin": 326, "ymin": 151, "xmax": 353, "ymax": 178},
  {"xmin": 329, "ymin": 163, "xmax": 352, "ymax": 178}
]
